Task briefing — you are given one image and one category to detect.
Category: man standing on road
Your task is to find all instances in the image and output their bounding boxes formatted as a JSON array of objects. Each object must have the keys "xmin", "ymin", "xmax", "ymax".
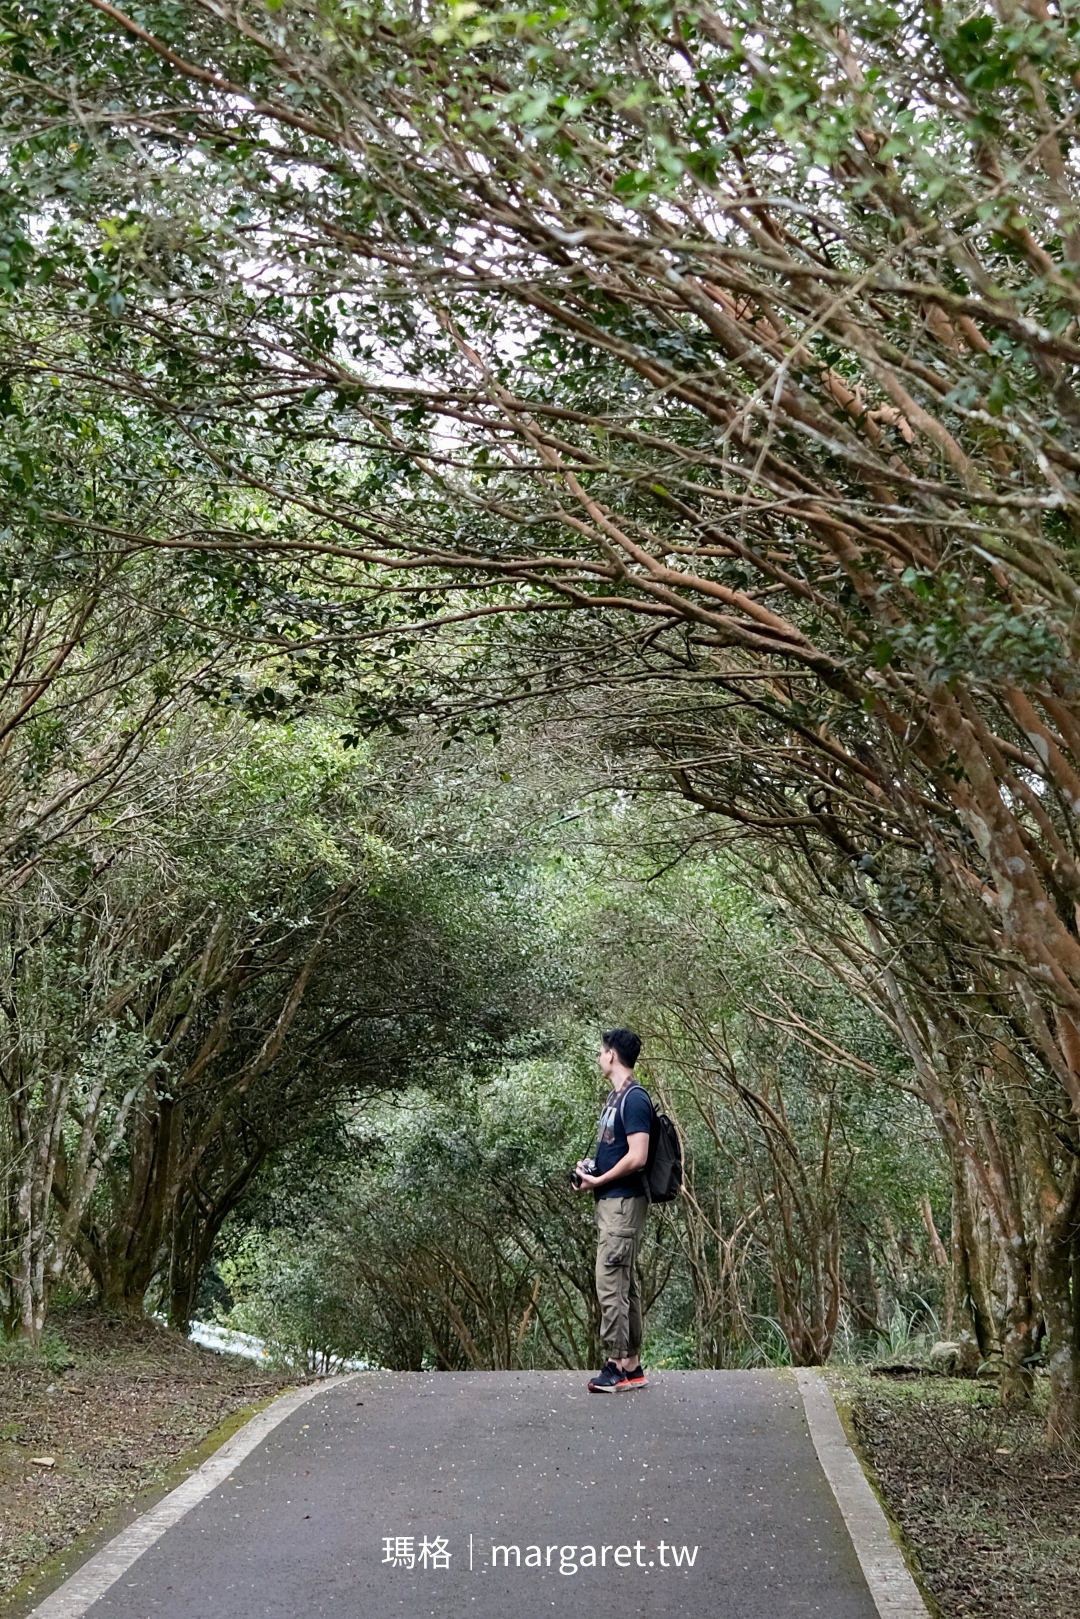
[{"xmin": 574, "ymin": 1028, "xmax": 653, "ymax": 1392}]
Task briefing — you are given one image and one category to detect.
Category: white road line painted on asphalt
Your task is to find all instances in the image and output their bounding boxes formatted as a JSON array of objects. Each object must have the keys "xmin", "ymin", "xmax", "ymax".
[
  {"xmin": 796, "ymin": 1368, "xmax": 930, "ymax": 1619},
  {"xmin": 26, "ymin": 1373, "xmax": 362, "ymax": 1619}
]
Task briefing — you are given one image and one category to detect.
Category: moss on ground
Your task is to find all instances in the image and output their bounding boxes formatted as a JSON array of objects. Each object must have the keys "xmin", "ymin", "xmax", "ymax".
[
  {"xmin": 0, "ymin": 1307, "xmax": 295, "ymax": 1613},
  {"xmin": 829, "ymin": 1369, "xmax": 1080, "ymax": 1619}
]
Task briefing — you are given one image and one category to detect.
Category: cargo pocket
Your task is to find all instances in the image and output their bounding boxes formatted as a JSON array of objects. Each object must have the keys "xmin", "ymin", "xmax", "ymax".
[{"xmin": 603, "ymin": 1237, "xmax": 633, "ymax": 1268}]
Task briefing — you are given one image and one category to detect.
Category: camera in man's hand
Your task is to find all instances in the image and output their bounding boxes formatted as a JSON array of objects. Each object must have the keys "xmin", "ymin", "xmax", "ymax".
[{"xmin": 571, "ymin": 1157, "xmax": 597, "ymax": 1188}]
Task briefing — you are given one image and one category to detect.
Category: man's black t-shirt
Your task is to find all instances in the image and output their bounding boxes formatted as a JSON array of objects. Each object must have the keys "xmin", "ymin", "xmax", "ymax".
[{"xmin": 593, "ymin": 1081, "xmax": 653, "ymax": 1200}]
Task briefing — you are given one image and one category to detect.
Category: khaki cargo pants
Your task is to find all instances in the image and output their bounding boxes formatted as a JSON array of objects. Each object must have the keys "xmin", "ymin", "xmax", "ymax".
[{"xmin": 594, "ymin": 1194, "xmax": 649, "ymax": 1359}]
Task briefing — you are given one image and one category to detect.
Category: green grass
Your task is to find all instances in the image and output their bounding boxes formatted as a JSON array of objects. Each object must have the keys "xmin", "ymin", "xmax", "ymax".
[
  {"xmin": 829, "ymin": 1370, "xmax": 1079, "ymax": 1619},
  {"xmin": 0, "ymin": 1332, "xmax": 73, "ymax": 1374}
]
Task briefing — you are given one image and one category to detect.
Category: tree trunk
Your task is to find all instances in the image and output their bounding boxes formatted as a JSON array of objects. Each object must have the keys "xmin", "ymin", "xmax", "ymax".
[
  {"xmin": 165, "ymin": 1196, "xmax": 213, "ymax": 1334},
  {"xmin": 80, "ymin": 1097, "xmax": 176, "ymax": 1322},
  {"xmin": 1036, "ymin": 1166, "xmax": 1080, "ymax": 1444},
  {"xmin": 1042, "ymin": 1250, "xmax": 1080, "ymax": 1445},
  {"xmin": 947, "ymin": 1171, "xmax": 993, "ymax": 1375},
  {"xmin": 98, "ymin": 1268, "xmax": 154, "ymax": 1317}
]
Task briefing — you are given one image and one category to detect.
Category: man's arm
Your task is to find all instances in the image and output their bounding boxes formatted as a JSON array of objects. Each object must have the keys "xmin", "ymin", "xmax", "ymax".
[{"xmin": 576, "ymin": 1132, "xmax": 649, "ymax": 1191}]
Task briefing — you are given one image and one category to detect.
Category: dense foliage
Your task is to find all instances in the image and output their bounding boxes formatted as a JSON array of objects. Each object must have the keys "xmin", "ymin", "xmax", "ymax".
[
  {"xmin": 0, "ymin": 703, "xmax": 560, "ymax": 1338},
  {"xmin": 211, "ymin": 825, "xmax": 946, "ymax": 1376},
  {"xmin": 1, "ymin": 0, "xmax": 1079, "ymax": 1441}
]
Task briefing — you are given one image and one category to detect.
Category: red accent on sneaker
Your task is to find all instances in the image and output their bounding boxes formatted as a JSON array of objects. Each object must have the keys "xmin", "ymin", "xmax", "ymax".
[{"xmin": 587, "ymin": 1361, "xmax": 628, "ymax": 1392}]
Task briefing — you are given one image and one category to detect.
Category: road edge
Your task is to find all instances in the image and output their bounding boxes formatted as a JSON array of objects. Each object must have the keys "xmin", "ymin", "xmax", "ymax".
[
  {"xmin": 24, "ymin": 1372, "xmax": 364, "ymax": 1619},
  {"xmin": 795, "ymin": 1368, "xmax": 930, "ymax": 1619}
]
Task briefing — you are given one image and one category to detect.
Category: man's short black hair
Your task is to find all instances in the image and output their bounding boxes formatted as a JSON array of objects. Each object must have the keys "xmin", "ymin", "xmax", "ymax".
[{"xmin": 602, "ymin": 1027, "xmax": 641, "ymax": 1069}]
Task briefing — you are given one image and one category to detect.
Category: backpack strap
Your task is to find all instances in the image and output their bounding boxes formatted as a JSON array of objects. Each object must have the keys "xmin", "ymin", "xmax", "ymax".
[
  {"xmin": 616, "ymin": 1080, "xmax": 654, "ymax": 1201},
  {"xmin": 616, "ymin": 1078, "xmax": 653, "ymax": 1122}
]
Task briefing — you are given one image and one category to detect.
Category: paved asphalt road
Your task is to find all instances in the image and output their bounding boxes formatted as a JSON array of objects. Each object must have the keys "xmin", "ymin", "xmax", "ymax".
[{"xmin": 79, "ymin": 1370, "xmax": 878, "ymax": 1619}]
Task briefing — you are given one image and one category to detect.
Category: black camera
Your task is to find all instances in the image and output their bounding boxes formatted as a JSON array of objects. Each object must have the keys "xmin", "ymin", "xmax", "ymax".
[{"xmin": 571, "ymin": 1157, "xmax": 597, "ymax": 1188}]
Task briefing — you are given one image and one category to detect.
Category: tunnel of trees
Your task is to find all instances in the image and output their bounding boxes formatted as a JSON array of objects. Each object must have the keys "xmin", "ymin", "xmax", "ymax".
[{"xmin": 2, "ymin": 0, "xmax": 1080, "ymax": 1446}]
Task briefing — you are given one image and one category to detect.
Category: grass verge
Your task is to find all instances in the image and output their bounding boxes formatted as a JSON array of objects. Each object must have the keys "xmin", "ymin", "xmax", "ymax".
[
  {"xmin": 827, "ymin": 1369, "xmax": 1080, "ymax": 1619},
  {"xmin": 0, "ymin": 1305, "xmax": 296, "ymax": 1613}
]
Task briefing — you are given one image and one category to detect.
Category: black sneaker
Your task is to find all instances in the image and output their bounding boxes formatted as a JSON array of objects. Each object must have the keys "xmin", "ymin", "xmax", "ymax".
[
  {"xmin": 587, "ymin": 1360, "xmax": 628, "ymax": 1392},
  {"xmin": 622, "ymin": 1362, "xmax": 647, "ymax": 1388}
]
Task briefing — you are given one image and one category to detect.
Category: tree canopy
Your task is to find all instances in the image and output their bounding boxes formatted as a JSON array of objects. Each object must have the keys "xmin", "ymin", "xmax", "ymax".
[{"xmin": 2, "ymin": 0, "xmax": 1080, "ymax": 1443}]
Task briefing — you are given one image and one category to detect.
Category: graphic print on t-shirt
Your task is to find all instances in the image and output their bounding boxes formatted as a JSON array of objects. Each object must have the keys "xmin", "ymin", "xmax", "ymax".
[
  {"xmin": 598, "ymin": 1095, "xmax": 619, "ymax": 1146},
  {"xmin": 593, "ymin": 1082, "xmax": 654, "ymax": 1200}
]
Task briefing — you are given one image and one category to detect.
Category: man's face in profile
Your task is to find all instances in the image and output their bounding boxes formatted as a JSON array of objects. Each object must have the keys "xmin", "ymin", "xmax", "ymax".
[{"xmin": 598, "ymin": 1043, "xmax": 615, "ymax": 1080}]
